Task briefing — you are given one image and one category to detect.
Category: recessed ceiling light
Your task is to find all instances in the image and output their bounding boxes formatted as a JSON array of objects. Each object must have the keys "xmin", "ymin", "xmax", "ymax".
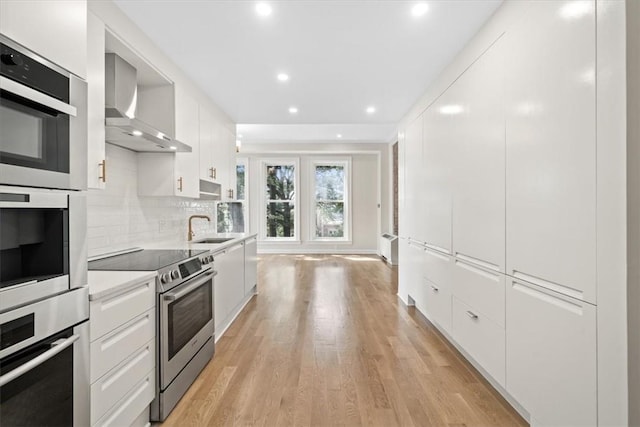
[
  {"xmin": 411, "ymin": 3, "xmax": 429, "ymax": 17},
  {"xmin": 289, "ymin": 106, "xmax": 298, "ymax": 114},
  {"xmin": 131, "ymin": 130, "xmax": 143, "ymax": 136},
  {"xmin": 366, "ymin": 106, "xmax": 376, "ymax": 114},
  {"xmin": 256, "ymin": 3, "xmax": 272, "ymax": 17},
  {"xmin": 277, "ymin": 73, "xmax": 289, "ymax": 82},
  {"xmin": 337, "ymin": 134, "xmax": 342, "ymax": 139},
  {"xmin": 170, "ymin": 146, "xmax": 177, "ymax": 150},
  {"xmin": 439, "ymin": 104, "xmax": 464, "ymax": 115}
]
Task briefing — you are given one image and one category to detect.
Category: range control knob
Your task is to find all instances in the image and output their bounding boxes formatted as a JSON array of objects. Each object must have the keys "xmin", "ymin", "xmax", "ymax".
[
  {"xmin": 201, "ymin": 257, "xmax": 208, "ymax": 265},
  {"xmin": 160, "ymin": 272, "xmax": 171, "ymax": 284},
  {"xmin": 208, "ymin": 255, "xmax": 214, "ymax": 263},
  {"xmin": 171, "ymin": 269, "xmax": 180, "ymax": 280}
]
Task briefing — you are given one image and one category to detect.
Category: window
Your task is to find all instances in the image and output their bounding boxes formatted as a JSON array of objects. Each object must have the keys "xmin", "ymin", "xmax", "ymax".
[
  {"xmin": 217, "ymin": 159, "xmax": 248, "ymax": 233},
  {"xmin": 312, "ymin": 159, "xmax": 350, "ymax": 241},
  {"xmin": 262, "ymin": 159, "xmax": 298, "ymax": 240}
]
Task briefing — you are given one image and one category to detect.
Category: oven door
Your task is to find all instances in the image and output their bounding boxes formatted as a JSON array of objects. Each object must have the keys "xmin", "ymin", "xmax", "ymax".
[
  {"xmin": 0, "ymin": 288, "xmax": 89, "ymax": 427},
  {"xmin": 0, "ymin": 187, "xmax": 87, "ymax": 312},
  {"xmin": 160, "ymin": 270, "xmax": 215, "ymax": 389},
  {"xmin": 0, "ymin": 76, "xmax": 87, "ymax": 191}
]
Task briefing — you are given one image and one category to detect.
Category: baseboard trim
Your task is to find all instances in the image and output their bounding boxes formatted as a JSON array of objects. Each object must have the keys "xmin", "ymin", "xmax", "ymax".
[{"xmin": 257, "ymin": 248, "xmax": 379, "ymax": 255}]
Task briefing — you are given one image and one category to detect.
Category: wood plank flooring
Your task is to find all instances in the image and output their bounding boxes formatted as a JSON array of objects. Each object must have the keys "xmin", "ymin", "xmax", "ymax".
[{"xmin": 160, "ymin": 254, "xmax": 527, "ymax": 427}]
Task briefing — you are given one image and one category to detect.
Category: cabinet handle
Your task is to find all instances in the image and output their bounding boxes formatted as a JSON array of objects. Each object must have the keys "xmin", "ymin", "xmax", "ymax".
[
  {"xmin": 99, "ymin": 160, "xmax": 107, "ymax": 183},
  {"xmin": 466, "ymin": 310, "xmax": 478, "ymax": 320},
  {"xmin": 431, "ymin": 285, "xmax": 439, "ymax": 292},
  {"xmin": 228, "ymin": 189, "xmax": 234, "ymax": 199},
  {"xmin": 177, "ymin": 177, "xmax": 183, "ymax": 192},
  {"xmin": 209, "ymin": 167, "xmax": 216, "ymax": 179}
]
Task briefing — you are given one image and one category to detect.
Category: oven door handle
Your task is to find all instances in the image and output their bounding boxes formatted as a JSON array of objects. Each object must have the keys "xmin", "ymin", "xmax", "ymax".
[
  {"xmin": 163, "ymin": 270, "xmax": 217, "ymax": 302},
  {"xmin": 0, "ymin": 334, "xmax": 79, "ymax": 387},
  {"xmin": 0, "ymin": 76, "xmax": 77, "ymax": 117}
]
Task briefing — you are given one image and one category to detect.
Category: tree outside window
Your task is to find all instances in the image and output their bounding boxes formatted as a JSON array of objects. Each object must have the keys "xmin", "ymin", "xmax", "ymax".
[
  {"xmin": 313, "ymin": 161, "xmax": 349, "ymax": 240},
  {"xmin": 264, "ymin": 163, "xmax": 296, "ymax": 238}
]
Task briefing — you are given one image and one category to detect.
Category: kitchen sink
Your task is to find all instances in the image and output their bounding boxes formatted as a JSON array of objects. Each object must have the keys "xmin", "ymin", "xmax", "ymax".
[{"xmin": 193, "ymin": 237, "xmax": 235, "ymax": 244}]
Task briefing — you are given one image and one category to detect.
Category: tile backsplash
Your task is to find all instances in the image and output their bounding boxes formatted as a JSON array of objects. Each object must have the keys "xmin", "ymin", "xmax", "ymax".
[{"xmin": 87, "ymin": 144, "xmax": 217, "ymax": 257}]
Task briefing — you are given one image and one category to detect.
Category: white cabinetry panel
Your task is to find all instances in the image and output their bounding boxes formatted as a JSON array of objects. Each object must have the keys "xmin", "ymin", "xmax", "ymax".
[
  {"xmin": 174, "ymin": 86, "xmax": 200, "ymax": 198},
  {"xmin": 1, "ymin": 0, "xmax": 87, "ymax": 78},
  {"xmin": 244, "ymin": 237, "xmax": 258, "ymax": 295},
  {"xmin": 422, "ymin": 99, "xmax": 452, "ymax": 253},
  {"xmin": 87, "ymin": 12, "xmax": 106, "ymax": 190},
  {"xmin": 452, "ymin": 297, "xmax": 505, "ymax": 387},
  {"xmin": 505, "ymin": 0, "xmax": 596, "ymax": 303},
  {"xmin": 403, "ymin": 117, "xmax": 423, "ymax": 241},
  {"xmin": 452, "ymin": 39, "xmax": 505, "ymax": 271},
  {"xmin": 506, "ymin": 279, "xmax": 596, "ymax": 426}
]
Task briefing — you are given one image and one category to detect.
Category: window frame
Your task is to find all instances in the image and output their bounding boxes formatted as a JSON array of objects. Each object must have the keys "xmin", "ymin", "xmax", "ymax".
[
  {"xmin": 309, "ymin": 158, "xmax": 352, "ymax": 243},
  {"xmin": 260, "ymin": 158, "xmax": 300, "ymax": 242},
  {"xmin": 215, "ymin": 158, "xmax": 249, "ymax": 234}
]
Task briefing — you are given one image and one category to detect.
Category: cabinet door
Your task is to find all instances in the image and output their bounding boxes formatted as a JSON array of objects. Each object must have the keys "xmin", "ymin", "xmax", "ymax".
[
  {"xmin": 423, "ymin": 248, "xmax": 453, "ymax": 334},
  {"xmin": 213, "ymin": 250, "xmax": 230, "ymax": 333},
  {"xmin": 422, "ymin": 99, "xmax": 452, "ymax": 253},
  {"xmin": 86, "ymin": 12, "xmax": 106, "ymax": 190},
  {"xmin": 199, "ymin": 107, "xmax": 216, "ymax": 183},
  {"xmin": 452, "ymin": 39, "xmax": 505, "ymax": 271},
  {"xmin": 213, "ymin": 121, "xmax": 230, "ymax": 198},
  {"xmin": 174, "ymin": 87, "xmax": 200, "ymax": 198},
  {"xmin": 227, "ymin": 242, "xmax": 245, "ymax": 309},
  {"xmin": 505, "ymin": 1, "xmax": 596, "ymax": 303},
  {"xmin": 244, "ymin": 237, "xmax": 258, "ymax": 295},
  {"xmin": 506, "ymin": 279, "xmax": 596, "ymax": 426},
  {"xmin": 406, "ymin": 240, "xmax": 425, "ymax": 308},
  {"xmin": 1, "ymin": 0, "xmax": 87, "ymax": 78},
  {"xmin": 224, "ymin": 126, "xmax": 238, "ymax": 200},
  {"xmin": 403, "ymin": 117, "xmax": 423, "ymax": 241}
]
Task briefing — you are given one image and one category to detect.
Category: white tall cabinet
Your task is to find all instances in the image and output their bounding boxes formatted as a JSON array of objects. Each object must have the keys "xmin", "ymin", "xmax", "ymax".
[{"xmin": 398, "ymin": 1, "xmax": 604, "ymax": 425}]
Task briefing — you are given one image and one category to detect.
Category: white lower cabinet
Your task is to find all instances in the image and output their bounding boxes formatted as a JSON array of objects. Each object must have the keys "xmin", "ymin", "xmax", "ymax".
[
  {"xmin": 89, "ymin": 276, "xmax": 156, "ymax": 427},
  {"xmin": 452, "ymin": 258, "xmax": 505, "ymax": 326},
  {"xmin": 452, "ymin": 297, "xmax": 505, "ymax": 387},
  {"xmin": 244, "ymin": 236, "xmax": 258, "ymax": 295},
  {"xmin": 214, "ymin": 241, "xmax": 246, "ymax": 337},
  {"xmin": 422, "ymin": 247, "xmax": 453, "ymax": 334},
  {"xmin": 506, "ymin": 279, "xmax": 597, "ymax": 426}
]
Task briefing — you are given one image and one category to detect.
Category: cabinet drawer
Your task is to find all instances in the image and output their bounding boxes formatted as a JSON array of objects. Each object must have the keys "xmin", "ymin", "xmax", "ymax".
[
  {"xmin": 90, "ymin": 279, "xmax": 155, "ymax": 340},
  {"xmin": 452, "ymin": 258, "xmax": 505, "ymax": 326},
  {"xmin": 452, "ymin": 298, "xmax": 505, "ymax": 387},
  {"xmin": 90, "ymin": 308, "xmax": 155, "ymax": 383},
  {"xmin": 91, "ymin": 338, "xmax": 155, "ymax": 425},
  {"xmin": 423, "ymin": 247, "xmax": 452, "ymax": 288},
  {"xmin": 506, "ymin": 279, "xmax": 596, "ymax": 426},
  {"xmin": 94, "ymin": 368, "xmax": 155, "ymax": 427},
  {"xmin": 424, "ymin": 278, "xmax": 452, "ymax": 334}
]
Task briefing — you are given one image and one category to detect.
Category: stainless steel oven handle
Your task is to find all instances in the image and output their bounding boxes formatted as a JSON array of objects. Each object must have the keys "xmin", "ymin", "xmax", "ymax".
[
  {"xmin": 0, "ymin": 76, "xmax": 77, "ymax": 117},
  {"xmin": 0, "ymin": 334, "xmax": 79, "ymax": 387},
  {"xmin": 163, "ymin": 271, "xmax": 217, "ymax": 302}
]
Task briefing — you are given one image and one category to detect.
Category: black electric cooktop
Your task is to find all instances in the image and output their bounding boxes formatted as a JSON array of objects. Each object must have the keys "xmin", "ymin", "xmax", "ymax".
[{"xmin": 88, "ymin": 249, "xmax": 209, "ymax": 272}]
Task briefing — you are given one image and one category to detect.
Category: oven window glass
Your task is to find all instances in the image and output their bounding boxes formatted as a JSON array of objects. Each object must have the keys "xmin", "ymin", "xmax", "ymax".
[
  {"xmin": 168, "ymin": 280, "xmax": 212, "ymax": 359},
  {"xmin": 0, "ymin": 93, "xmax": 70, "ymax": 173},
  {"xmin": 0, "ymin": 208, "xmax": 69, "ymax": 290},
  {"xmin": 0, "ymin": 328, "xmax": 73, "ymax": 426}
]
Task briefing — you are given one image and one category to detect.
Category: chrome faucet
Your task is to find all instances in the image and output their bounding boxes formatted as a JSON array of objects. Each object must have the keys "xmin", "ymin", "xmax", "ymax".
[{"xmin": 187, "ymin": 215, "xmax": 210, "ymax": 241}]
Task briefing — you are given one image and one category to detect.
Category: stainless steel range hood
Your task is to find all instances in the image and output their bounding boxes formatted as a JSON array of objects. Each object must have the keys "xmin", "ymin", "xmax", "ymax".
[{"xmin": 105, "ymin": 53, "xmax": 191, "ymax": 153}]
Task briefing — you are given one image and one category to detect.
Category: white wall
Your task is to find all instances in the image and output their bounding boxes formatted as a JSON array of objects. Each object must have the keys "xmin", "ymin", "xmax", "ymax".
[
  {"xmin": 87, "ymin": 144, "xmax": 217, "ymax": 257},
  {"xmin": 242, "ymin": 142, "xmax": 389, "ymax": 254}
]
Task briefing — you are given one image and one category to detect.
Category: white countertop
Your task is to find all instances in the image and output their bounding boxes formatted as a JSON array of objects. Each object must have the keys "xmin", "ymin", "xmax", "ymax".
[
  {"xmin": 143, "ymin": 233, "xmax": 257, "ymax": 253},
  {"xmin": 88, "ymin": 270, "xmax": 157, "ymax": 301}
]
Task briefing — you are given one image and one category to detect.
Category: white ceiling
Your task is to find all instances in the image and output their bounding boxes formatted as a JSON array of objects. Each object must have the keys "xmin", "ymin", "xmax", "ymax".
[{"xmin": 113, "ymin": 0, "xmax": 503, "ymax": 143}]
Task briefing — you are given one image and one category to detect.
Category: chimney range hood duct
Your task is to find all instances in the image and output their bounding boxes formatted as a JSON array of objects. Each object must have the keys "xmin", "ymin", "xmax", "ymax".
[{"xmin": 104, "ymin": 53, "xmax": 191, "ymax": 153}]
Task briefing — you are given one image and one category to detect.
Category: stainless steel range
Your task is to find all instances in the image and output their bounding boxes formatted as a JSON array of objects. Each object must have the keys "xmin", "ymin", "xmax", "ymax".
[{"xmin": 89, "ymin": 248, "xmax": 217, "ymax": 421}]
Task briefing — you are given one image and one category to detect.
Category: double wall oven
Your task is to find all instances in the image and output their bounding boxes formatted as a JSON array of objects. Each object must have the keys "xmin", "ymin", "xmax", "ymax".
[
  {"xmin": 0, "ymin": 185, "xmax": 89, "ymax": 426},
  {"xmin": 0, "ymin": 34, "xmax": 87, "ymax": 191},
  {"xmin": 0, "ymin": 34, "xmax": 89, "ymax": 427},
  {"xmin": 89, "ymin": 249, "xmax": 217, "ymax": 422}
]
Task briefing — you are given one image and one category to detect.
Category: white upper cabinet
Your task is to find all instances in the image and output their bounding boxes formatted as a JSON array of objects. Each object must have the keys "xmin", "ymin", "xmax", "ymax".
[
  {"xmin": 422, "ymin": 98, "xmax": 452, "ymax": 253},
  {"xmin": 199, "ymin": 107, "xmax": 217, "ymax": 183},
  {"xmin": 403, "ymin": 116, "xmax": 423, "ymax": 240},
  {"xmin": 1, "ymin": 0, "xmax": 87, "ymax": 79},
  {"xmin": 138, "ymin": 86, "xmax": 199, "ymax": 198},
  {"xmin": 452, "ymin": 38, "xmax": 506, "ymax": 272},
  {"xmin": 221, "ymin": 125, "xmax": 237, "ymax": 201},
  {"xmin": 199, "ymin": 107, "xmax": 236, "ymax": 200},
  {"xmin": 86, "ymin": 12, "xmax": 106, "ymax": 190},
  {"xmin": 173, "ymin": 86, "xmax": 200, "ymax": 199},
  {"xmin": 505, "ymin": 1, "xmax": 596, "ymax": 303}
]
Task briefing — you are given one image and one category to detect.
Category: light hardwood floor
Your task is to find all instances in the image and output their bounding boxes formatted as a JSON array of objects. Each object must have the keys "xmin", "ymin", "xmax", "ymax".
[{"xmin": 160, "ymin": 254, "xmax": 527, "ymax": 427}]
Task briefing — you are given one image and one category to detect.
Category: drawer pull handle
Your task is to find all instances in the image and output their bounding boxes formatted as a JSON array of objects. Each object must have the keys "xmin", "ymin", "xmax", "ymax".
[
  {"xmin": 466, "ymin": 311, "xmax": 478, "ymax": 320},
  {"xmin": 431, "ymin": 285, "xmax": 439, "ymax": 292}
]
